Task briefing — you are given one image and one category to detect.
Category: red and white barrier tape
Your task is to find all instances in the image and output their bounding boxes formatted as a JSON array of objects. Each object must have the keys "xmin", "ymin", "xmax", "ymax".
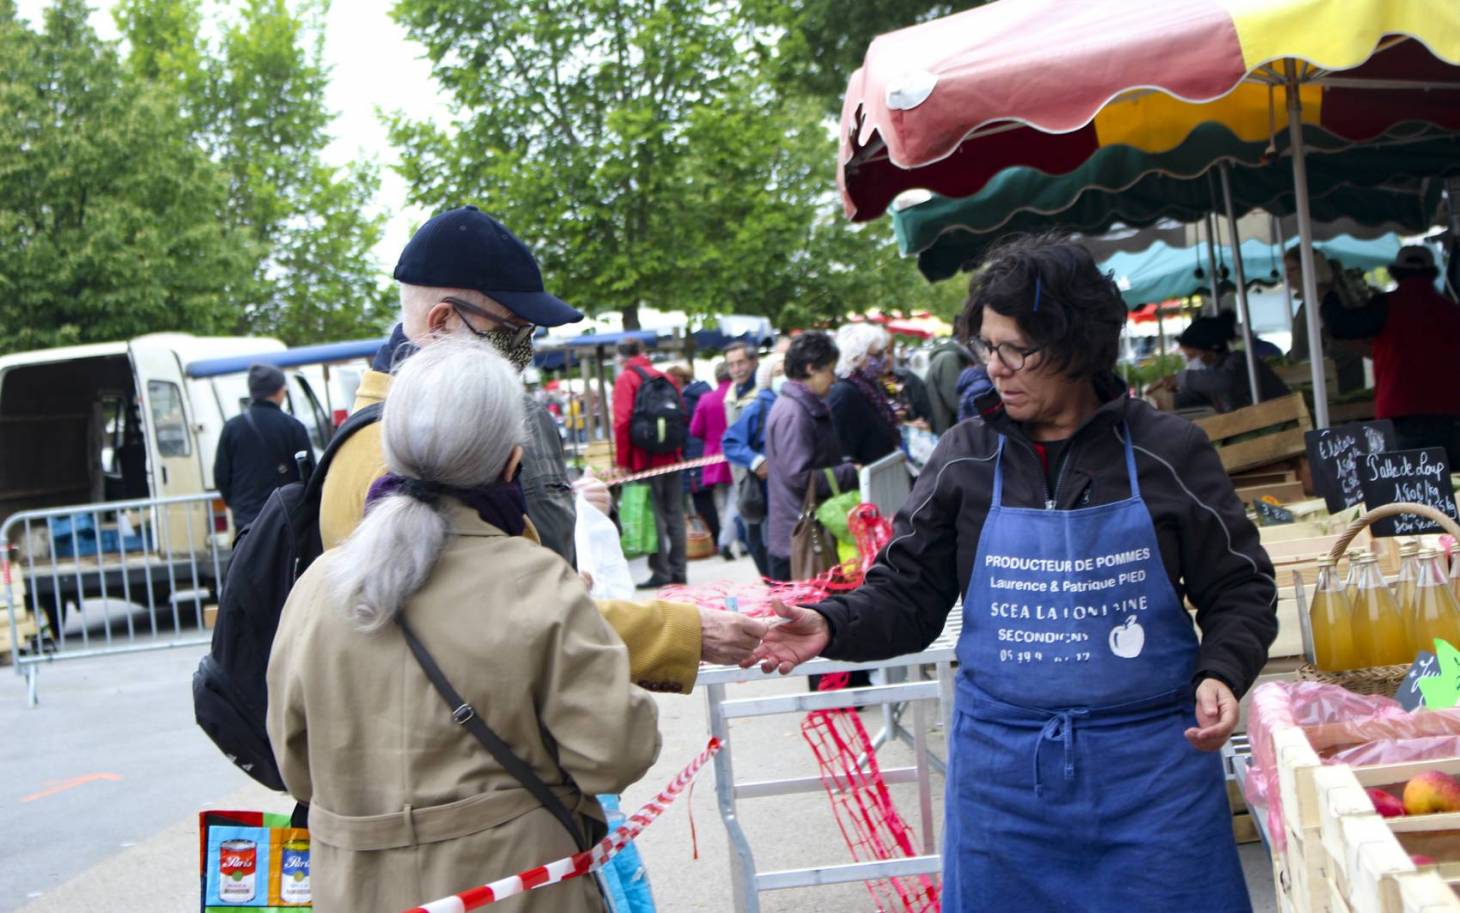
[
  {"xmin": 601, "ymin": 454, "xmax": 727, "ymax": 487},
  {"xmin": 402, "ymin": 738, "xmax": 722, "ymax": 913}
]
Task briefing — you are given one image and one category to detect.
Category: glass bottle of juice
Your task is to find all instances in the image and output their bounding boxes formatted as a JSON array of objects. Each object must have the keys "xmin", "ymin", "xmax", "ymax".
[
  {"xmin": 1409, "ymin": 548, "xmax": 1460, "ymax": 656},
  {"xmin": 1449, "ymin": 550, "xmax": 1460, "ymax": 604},
  {"xmin": 1350, "ymin": 554, "xmax": 1411, "ymax": 666},
  {"xmin": 1397, "ymin": 541, "xmax": 1422, "ymax": 621},
  {"xmin": 1344, "ymin": 549, "xmax": 1366, "ymax": 607},
  {"xmin": 1310, "ymin": 557, "xmax": 1359, "ymax": 671}
]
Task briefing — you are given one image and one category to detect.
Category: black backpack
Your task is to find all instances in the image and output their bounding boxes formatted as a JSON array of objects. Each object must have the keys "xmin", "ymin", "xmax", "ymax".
[
  {"xmin": 628, "ymin": 366, "xmax": 687, "ymax": 454},
  {"xmin": 192, "ymin": 403, "xmax": 383, "ymax": 791}
]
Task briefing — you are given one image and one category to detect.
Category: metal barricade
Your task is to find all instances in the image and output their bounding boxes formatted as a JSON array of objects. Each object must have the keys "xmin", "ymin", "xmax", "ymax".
[
  {"xmin": 859, "ymin": 450, "xmax": 913, "ymax": 520},
  {"xmin": 2, "ymin": 493, "xmax": 229, "ymax": 705},
  {"xmin": 698, "ymin": 607, "xmax": 962, "ymax": 912}
]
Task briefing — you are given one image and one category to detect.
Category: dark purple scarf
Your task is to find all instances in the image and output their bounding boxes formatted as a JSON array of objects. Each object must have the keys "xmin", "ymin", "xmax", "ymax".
[
  {"xmin": 365, "ymin": 474, "xmax": 527, "ymax": 537},
  {"xmin": 848, "ymin": 367, "xmax": 899, "ymax": 432}
]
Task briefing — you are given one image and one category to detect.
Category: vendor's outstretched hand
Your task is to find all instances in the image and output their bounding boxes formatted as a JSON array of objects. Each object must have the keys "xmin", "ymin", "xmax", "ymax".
[
  {"xmin": 742, "ymin": 602, "xmax": 830, "ymax": 674},
  {"xmin": 1185, "ymin": 677, "xmax": 1239, "ymax": 751}
]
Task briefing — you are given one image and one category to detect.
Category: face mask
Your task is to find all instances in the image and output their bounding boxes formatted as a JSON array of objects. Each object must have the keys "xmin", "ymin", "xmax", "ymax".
[
  {"xmin": 771, "ymin": 376, "xmax": 788, "ymax": 395},
  {"xmin": 863, "ymin": 354, "xmax": 886, "ymax": 377},
  {"xmin": 484, "ymin": 327, "xmax": 535, "ymax": 372},
  {"xmin": 1184, "ymin": 354, "xmax": 1208, "ymax": 371}
]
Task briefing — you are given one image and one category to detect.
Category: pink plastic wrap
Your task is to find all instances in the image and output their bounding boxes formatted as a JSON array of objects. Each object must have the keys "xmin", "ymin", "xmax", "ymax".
[
  {"xmin": 1329, "ymin": 736, "xmax": 1460, "ymax": 769},
  {"xmin": 1244, "ymin": 682, "xmax": 1450, "ymax": 851}
]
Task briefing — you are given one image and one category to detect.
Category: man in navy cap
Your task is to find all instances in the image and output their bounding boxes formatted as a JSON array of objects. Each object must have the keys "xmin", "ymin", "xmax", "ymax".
[{"xmin": 317, "ymin": 205, "xmax": 767, "ymax": 692}]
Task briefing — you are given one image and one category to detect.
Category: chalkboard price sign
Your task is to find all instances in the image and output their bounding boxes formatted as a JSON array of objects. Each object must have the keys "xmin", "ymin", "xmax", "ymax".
[
  {"xmin": 1304, "ymin": 420, "xmax": 1396, "ymax": 513},
  {"xmin": 1358, "ymin": 447, "xmax": 1460, "ymax": 537}
]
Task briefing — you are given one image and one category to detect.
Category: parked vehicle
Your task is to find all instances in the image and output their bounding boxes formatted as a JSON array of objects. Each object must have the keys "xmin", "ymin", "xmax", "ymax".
[{"xmin": 0, "ymin": 333, "xmax": 377, "ymax": 656}]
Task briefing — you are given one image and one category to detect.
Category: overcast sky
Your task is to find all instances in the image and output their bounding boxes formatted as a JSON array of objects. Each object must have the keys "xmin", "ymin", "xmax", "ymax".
[{"xmin": 15, "ymin": 0, "xmax": 449, "ymax": 271}]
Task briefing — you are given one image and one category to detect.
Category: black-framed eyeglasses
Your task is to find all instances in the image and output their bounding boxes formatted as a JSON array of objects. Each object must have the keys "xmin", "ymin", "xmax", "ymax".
[
  {"xmin": 442, "ymin": 296, "xmax": 536, "ymax": 348},
  {"xmin": 972, "ymin": 337, "xmax": 1041, "ymax": 372}
]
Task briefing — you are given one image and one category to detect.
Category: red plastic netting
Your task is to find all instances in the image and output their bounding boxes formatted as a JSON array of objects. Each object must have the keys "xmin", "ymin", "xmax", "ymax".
[
  {"xmin": 667, "ymin": 504, "xmax": 939, "ymax": 911},
  {"xmin": 802, "ymin": 673, "xmax": 941, "ymax": 913}
]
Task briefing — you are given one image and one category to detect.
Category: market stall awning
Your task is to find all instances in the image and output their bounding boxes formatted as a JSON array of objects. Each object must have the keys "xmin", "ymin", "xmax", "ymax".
[
  {"xmin": 1105, "ymin": 234, "xmax": 1402, "ymax": 307},
  {"xmin": 893, "ymin": 133, "xmax": 1453, "ymax": 281},
  {"xmin": 839, "ymin": 0, "xmax": 1460, "ymax": 221}
]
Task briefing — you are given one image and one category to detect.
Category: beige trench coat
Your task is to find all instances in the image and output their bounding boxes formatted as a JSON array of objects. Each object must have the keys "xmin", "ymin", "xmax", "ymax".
[{"xmin": 267, "ymin": 502, "xmax": 661, "ymax": 913}]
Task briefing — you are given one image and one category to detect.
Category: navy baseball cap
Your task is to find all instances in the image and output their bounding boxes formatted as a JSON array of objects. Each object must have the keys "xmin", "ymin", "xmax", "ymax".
[{"xmin": 393, "ymin": 205, "xmax": 583, "ymax": 327}]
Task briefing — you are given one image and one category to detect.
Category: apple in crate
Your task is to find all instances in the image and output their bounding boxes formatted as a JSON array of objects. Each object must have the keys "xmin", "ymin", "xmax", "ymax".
[
  {"xmin": 1366, "ymin": 788, "xmax": 1406, "ymax": 818},
  {"xmin": 1403, "ymin": 771, "xmax": 1460, "ymax": 815}
]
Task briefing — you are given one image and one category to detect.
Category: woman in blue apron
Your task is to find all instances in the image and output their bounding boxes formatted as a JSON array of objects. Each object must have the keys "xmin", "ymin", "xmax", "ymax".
[{"xmin": 749, "ymin": 236, "xmax": 1277, "ymax": 912}]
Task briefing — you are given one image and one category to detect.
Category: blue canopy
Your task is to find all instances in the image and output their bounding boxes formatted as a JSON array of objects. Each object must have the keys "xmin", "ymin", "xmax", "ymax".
[
  {"xmin": 186, "ymin": 338, "xmax": 385, "ymax": 378},
  {"xmin": 1104, "ymin": 234, "xmax": 1402, "ymax": 307}
]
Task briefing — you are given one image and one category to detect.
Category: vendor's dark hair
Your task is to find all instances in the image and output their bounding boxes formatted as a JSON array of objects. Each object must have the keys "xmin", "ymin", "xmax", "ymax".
[
  {"xmin": 785, "ymin": 332, "xmax": 839, "ymax": 381},
  {"xmin": 960, "ymin": 233, "xmax": 1126, "ymax": 378}
]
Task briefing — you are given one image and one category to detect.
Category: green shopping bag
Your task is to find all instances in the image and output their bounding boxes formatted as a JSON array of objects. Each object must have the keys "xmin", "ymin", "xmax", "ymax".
[
  {"xmin": 618, "ymin": 482, "xmax": 658, "ymax": 557},
  {"xmin": 814, "ymin": 468, "xmax": 861, "ymax": 546}
]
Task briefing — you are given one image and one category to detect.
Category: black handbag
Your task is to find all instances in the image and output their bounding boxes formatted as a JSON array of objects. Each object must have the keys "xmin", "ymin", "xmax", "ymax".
[{"xmin": 736, "ymin": 472, "xmax": 767, "ymax": 523}]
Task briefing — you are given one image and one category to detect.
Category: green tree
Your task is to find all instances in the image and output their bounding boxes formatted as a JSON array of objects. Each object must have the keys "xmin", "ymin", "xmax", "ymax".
[
  {"xmin": 745, "ymin": 0, "xmax": 988, "ymax": 112},
  {"xmin": 115, "ymin": 0, "xmax": 393, "ymax": 343},
  {"xmin": 389, "ymin": 0, "xmax": 958, "ymax": 331},
  {"xmin": 0, "ymin": 0, "xmax": 254, "ymax": 354}
]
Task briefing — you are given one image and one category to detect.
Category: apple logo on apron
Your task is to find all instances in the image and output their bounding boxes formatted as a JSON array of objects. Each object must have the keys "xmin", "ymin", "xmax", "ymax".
[{"xmin": 1109, "ymin": 616, "xmax": 1145, "ymax": 659}]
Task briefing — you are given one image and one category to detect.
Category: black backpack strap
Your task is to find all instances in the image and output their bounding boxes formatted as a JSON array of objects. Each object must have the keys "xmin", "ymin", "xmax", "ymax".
[
  {"xmin": 397, "ymin": 616, "xmax": 590, "ymax": 852},
  {"xmin": 302, "ymin": 402, "xmax": 384, "ymax": 502}
]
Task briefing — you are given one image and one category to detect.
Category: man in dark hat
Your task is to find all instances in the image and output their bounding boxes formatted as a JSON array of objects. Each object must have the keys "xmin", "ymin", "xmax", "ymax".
[
  {"xmin": 1323, "ymin": 244, "xmax": 1460, "ymax": 465},
  {"xmin": 213, "ymin": 364, "xmax": 313, "ymax": 530},
  {"xmin": 317, "ymin": 205, "xmax": 768, "ymax": 692}
]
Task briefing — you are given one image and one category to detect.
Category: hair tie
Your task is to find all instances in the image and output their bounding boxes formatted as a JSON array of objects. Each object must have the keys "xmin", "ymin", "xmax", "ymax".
[
  {"xmin": 401, "ymin": 478, "xmax": 446, "ymax": 505},
  {"xmin": 1033, "ymin": 275, "xmax": 1042, "ymax": 313}
]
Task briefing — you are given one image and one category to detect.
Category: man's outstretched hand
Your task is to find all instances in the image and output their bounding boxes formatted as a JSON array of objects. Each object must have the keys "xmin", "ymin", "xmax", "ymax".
[
  {"xmin": 699, "ymin": 607, "xmax": 770, "ymax": 667},
  {"xmin": 742, "ymin": 602, "xmax": 831, "ymax": 674}
]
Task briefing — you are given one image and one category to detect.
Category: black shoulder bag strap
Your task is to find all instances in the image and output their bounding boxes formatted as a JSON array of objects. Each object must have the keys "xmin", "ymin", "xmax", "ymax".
[
  {"xmin": 242, "ymin": 407, "xmax": 291, "ymax": 475},
  {"xmin": 396, "ymin": 616, "xmax": 590, "ymax": 852}
]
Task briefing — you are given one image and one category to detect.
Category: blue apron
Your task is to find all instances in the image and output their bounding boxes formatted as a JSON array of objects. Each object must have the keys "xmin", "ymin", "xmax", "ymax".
[{"xmin": 943, "ymin": 429, "xmax": 1249, "ymax": 913}]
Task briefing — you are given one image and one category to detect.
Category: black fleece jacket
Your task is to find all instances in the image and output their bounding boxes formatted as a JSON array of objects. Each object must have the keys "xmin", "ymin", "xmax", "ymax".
[{"xmin": 811, "ymin": 373, "xmax": 1278, "ymax": 698}]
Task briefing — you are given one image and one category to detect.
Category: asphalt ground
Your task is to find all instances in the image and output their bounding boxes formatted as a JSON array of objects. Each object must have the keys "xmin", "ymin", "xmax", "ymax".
[{"xmin": 1, "ymin": 547, "xmax": 1275, "ymax": 912}]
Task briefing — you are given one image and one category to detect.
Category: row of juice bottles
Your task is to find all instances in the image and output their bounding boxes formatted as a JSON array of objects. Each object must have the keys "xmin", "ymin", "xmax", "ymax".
[{"xmin": 1309, "ymin": 542, "xmax": 1460, "ymax": 671}]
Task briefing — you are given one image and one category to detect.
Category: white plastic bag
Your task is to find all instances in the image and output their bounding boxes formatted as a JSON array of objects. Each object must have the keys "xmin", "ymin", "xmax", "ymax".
[{"xmin": 574, "ymin": 493, "xmax": 637, "ymax": 601}]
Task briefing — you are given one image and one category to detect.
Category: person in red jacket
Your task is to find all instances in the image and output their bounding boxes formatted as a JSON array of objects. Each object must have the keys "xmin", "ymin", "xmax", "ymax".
[
  {"xmin": 613, "ymin": 337, "xmax": 687, "ymax": 588},
  {"xmin": 1322, "ymin": 245, "xmax": 1460, "ymax": 467}
]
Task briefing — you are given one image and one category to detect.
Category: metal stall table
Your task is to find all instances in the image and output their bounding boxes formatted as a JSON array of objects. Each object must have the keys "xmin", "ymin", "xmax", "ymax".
[{"xmin": 698, "ymin": 607, "xmax": 962, "ymax": 913}]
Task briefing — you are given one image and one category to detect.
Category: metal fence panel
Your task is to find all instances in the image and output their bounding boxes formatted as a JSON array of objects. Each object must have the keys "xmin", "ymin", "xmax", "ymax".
[{"xmin": 2, "ymin": 492, "xmax": 229, "ymax": 705}]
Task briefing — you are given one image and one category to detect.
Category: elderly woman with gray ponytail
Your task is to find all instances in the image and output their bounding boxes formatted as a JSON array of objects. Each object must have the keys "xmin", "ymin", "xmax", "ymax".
[{"xmin": 267, "ymin": 338, "xmax": 660, "ymax": 913}]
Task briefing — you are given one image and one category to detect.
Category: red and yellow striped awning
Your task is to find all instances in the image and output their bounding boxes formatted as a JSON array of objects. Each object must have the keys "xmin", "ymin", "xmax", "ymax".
[{"xmin": 839, "ymin": 0, "xmax": 1460, "ymax": 221}]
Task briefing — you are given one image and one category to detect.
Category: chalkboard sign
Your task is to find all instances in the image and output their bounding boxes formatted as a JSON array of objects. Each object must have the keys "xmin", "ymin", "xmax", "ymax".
[
  {"xmin": 1397, "ymin": 650, "xmax": 1439, "ymax": 711},
  {"xmin": 1305, "ymin": 420, "xmax": 1396, "ymax": 513},
  {"xmin": 1358, "ymin": 447, "xmax": 1460, "ymax": 537}
]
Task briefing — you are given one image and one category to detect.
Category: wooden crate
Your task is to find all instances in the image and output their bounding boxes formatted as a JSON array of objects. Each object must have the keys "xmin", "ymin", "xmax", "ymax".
[
  {"xmin": 0, "ymin": 559, "xmax": 36, "ymax": 665},
  {"xmin": 1273, "ymin": 729, "xmax": 1460, "ymax": 912},
  {"xmin": 1194, "ymin": 392, "xmax": 1313, "ymax": 475}
]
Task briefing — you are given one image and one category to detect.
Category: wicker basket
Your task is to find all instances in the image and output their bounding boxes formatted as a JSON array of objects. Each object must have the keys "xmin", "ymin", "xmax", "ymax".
[{"xmin": 1295, "ymin": 501, "xmax": 1460, "ymax": 695}]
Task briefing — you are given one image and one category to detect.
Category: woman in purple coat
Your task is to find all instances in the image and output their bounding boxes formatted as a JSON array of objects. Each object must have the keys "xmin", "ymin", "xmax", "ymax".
[{"xmin": 763, "ymin": 333, "xmax": 859, "ymax": 582}]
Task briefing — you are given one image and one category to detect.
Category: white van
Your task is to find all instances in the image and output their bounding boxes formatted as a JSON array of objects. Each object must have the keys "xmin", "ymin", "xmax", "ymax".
[{"xmin": 0, "ymin": 333, "xmax": 375, "ymax": 643}]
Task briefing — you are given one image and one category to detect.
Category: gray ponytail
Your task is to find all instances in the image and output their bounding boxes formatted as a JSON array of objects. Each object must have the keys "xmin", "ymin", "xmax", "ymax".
[{"xmin": 330, "ymin": 337, "xmax": 527, "ymax": 632}]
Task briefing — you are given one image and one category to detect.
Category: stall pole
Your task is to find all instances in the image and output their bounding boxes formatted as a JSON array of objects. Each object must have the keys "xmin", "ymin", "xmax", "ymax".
[
  {"xmin": 1285, "ymin": 60, "xmax": 1332, "ymax": 429},
  {"xmin": 596, "ymin": 345, "xmax": 615, "ymax": 463},
  {"xmin": 1203, "ymin": 213, "xmax": 1222, "ymax": 317},
  {"xmin": 1220, "ymin": 162, "xmax": 1263, "ymax": 405},
  {"xmin": 1274, "ymin": 214, "xmax": 1297, "ymax": 338}
]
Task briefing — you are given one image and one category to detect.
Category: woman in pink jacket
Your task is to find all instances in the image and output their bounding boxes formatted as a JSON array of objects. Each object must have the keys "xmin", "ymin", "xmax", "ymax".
[{"xmin": 690, "ymin": 363, "xmax": 735, "ymax": 560}]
